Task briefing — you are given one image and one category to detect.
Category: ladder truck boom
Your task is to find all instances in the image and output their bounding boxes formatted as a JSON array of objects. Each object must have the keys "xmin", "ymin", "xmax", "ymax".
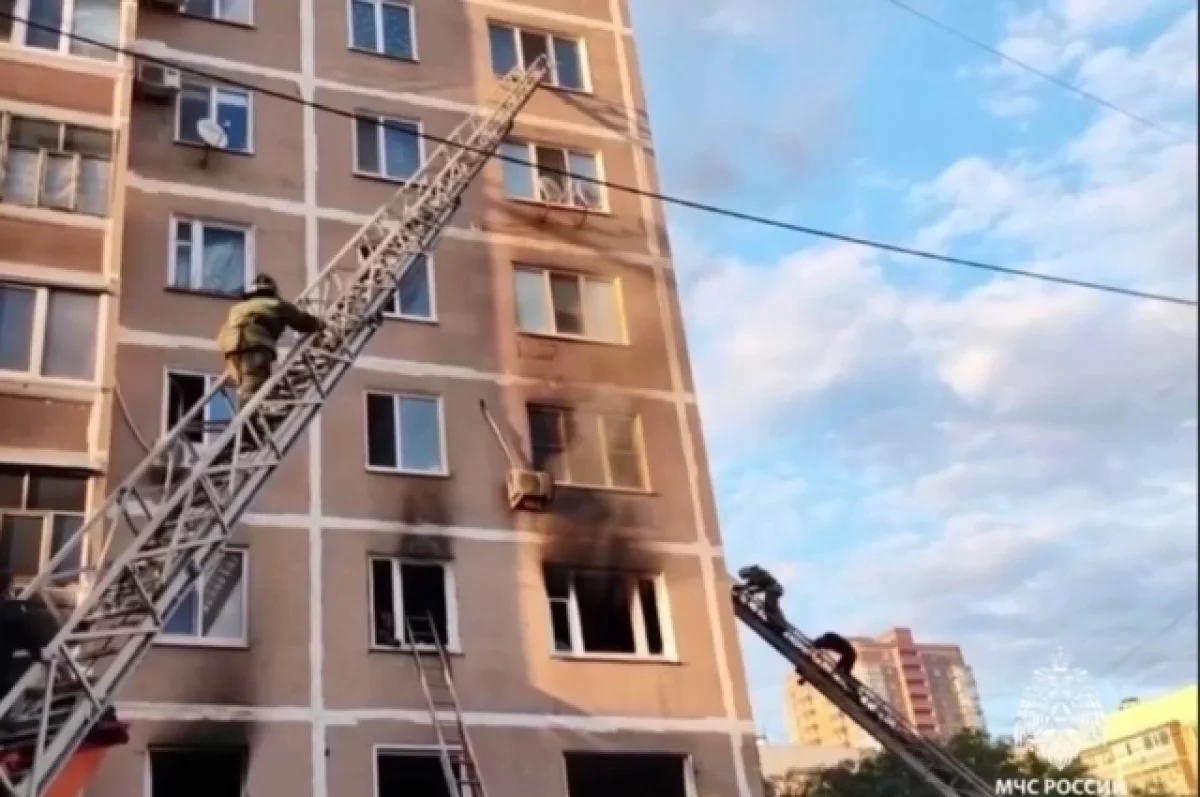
[
  {"xmin": 0, "ymin": 55, "xmax": 549, "ymax": 797},
  {"xmin": 730, "ymin": 580, "xmax": 995, "ymax": 797}
]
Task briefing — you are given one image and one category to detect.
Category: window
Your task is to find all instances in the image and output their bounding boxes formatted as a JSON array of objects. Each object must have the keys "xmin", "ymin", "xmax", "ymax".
[
  {"xmin": 0, "ymin": 465, "xmax": 88, "ymax": 583},
  {"xmin": 353, "ymin": 115, "xmax": 423, "ymax": 182},
  {"xmin": 182, "ymin": 0, "xmax": 251, "ymax": 25},
  {"xmin": 0, "ymin": 282, "xmax": 100, "ymax": 381},
  {"xmin": 169, "ymin": 217, "xmax": 251, "ymax": 295},
  {"xmin": 488, "ymin": 23, "xmax": 587, "ymax": 91},
  {"xmin": 2, "ymin": 0, "xmax": 119, "ymax": 61},
  {"xmin": 564, "ymin": 753, "xmax": 689, "ymax": 797},
  {"xmin": 364, "ymin": 392, "xmax": 445, "ymax": 474},
  {"xmin": 165, "ymin": 371, "xmax": 238, "ymax": 452},
  {"xmin": 176, "ymin": 82, "xmax": 252, "ymax": 153},
  {"xmin": 158, "ymin": 548, "xmax": 248, "ymax": 645},
  {"xmin": 369, "ymin": 557, "xmax": 458, "ymax": 650},
  {"xmin": 0, "ymin": 113, "xmax": 113, "ymax": 215},
  {"xmin": 376, "ymin": 748, "xmax": 465, "ymax": 797},
  {"xmin": 527, "ymin": 405, "xmax": 647, "ymax": 490},
  {"xmin": 383, "ymin": 254, "xmax": 434, "ymax": 321},
  {"xmin": 543, "ymin": 565, "xmax": 669, "ymax": 658},
  {"xmin": 149, "ymin": 748, "xmax": 246, "ymax": 797},
  {"xmin": 349, "ymin": 0, "xmax": 414, "ymax": 60},
  {"xmin": 498, "ymin": 140, "xmax": 602, "ymax": 209},
  {"xmin": 513, "ymin": 266, "xmax": 622, "ymax": 342}
]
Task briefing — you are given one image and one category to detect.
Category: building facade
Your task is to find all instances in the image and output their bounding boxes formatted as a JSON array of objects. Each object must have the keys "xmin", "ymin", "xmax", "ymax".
[
  {"xmin": 0, "ymin": 1, "xmax": 764, "ymax": 795},
  {"xmin": 1080, "ymin": 685, "xmax": 1199, "ymax": 796},
  {"xmin": 784, "ymin": 627, "xmax": 984, "ymax": 749}
]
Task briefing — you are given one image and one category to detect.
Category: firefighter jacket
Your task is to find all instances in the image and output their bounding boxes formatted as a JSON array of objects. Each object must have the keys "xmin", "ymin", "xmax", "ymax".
[{"xmin": 217, "ymin": 296, "xmax": 323, "ymax": 355}]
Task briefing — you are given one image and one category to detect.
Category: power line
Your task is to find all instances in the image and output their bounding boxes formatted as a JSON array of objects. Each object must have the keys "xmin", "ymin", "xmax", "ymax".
[
  {"xmin": 1093, "ymin": 604, "xmax": 1197, "ymax": 679},
  {"xmin": 881, "ymin": 0, "xmax": 1197, "ymax": 145},
  {"xmin": 3, "ymin": 12, "xmax": 1197, "ymax": 308}
]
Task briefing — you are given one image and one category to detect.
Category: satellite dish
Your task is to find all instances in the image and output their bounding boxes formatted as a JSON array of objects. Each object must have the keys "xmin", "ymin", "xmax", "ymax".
[{"xmin": 197, "ymin": 118, "xmax": 228, "ymax": 149}]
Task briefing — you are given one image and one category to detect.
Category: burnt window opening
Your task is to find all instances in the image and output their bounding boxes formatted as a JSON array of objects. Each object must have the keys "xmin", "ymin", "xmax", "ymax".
[
  {"xmin": 564, "ymin": 752, "xmax": 689, "ymax": 797},
  {"xmin": 369, "ymin": 557, "xmax": 454, "ymax": 649},
  {"xmin": 376, "ymin": 749, "xmax": 463, "ymax": 797},
  {"xmin": 543, "ymin": 565, "xmax": 668, "ymax": 658},
  {"xmin": 149, "ymin": 747, "xmax": 247, "ymax": 797},
  {"xmin": 526, "ymin": 405, "xmax": 647, "ymax": 491},
  {"xmin": 0, "ymin": 465, "xmax": 88, "ymax": 582}
]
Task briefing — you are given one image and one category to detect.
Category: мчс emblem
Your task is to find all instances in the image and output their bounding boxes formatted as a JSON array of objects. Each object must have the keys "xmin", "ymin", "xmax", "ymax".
[{"xmin": 1012, "ymin": 648, "xmax": 1107, "ymax": 769}]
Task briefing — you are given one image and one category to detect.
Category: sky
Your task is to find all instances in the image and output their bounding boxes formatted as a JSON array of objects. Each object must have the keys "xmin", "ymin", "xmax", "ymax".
[{"xmin": 627, "ymin": 0, "xmax": 1199, "ymax": 743}]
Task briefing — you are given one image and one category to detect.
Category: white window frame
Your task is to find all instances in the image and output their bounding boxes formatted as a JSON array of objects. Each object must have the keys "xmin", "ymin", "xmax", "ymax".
[
  {"xmin": 2, "ymin": 0, "xmax": 122, "ymax": 61},
  {"xmin": 346, "ymin": 0, "xmax": 418, "ymax": 61},
  {"xmin": 0, "ymin": 465, "xmax": 89, "ymax": 588},
  {"xmin": 381, "ymin": 254, "xmax": 437, "ymax": 323},
  {"xmin": 362, "ymin": 391, "xmax": 449, "ymax": 476},
  {"xmin": 161, "ymin": 369, "xmax": 239, "ymax": 456},
  {"xmin": 351, "ymin": 114, "xmax": 426, "ymax": 183},
  {"xmin": 167, "ymin": 215, "xmax": 255, "ymax": 295},
  {"xmin": 527, "ymin": 405, "xmax": 650, "ymax": 491},
  {"xmin": 513, "ymin": 265, "xmax": 626, "ymax": 343},
  {"xmin": 181, "ymin": 0, "xmax": 255, "ymax": 26},
  {"xmin": 546, "ymin": 568, "xmax": 676, "ymax": 661},
  {"xmin": 174, "ymin": 82, "xmax": 254, "ymax": 154},
  {"xmin": 154, "ymin": 546, "xmax": 250, "ymax": 648},
  {"xmin": 367, "ymin": 556, "xmax": 461, "ymax": 652},
  {"xmin": 0, "ymin": 281, "xmax": 100, "ymax": 383},
  {"xmin": 0, "ymin": 112, "xmax": 113, "ymax": 216},
  {"xmin": 372, "ymin": 745, "xmax": 472, "ymax": 797},
  {"xmin": 489, "ymin": 22, "xmax": 590, "ymax": 92},
  {"xmin": 501, "ymin": 140, "xmax": 606, "ymax": 211}
]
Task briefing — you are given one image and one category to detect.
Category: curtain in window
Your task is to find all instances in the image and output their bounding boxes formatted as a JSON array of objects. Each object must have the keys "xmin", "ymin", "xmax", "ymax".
[
  {"xmin": 382, "ymin": 121, "xmax": 419, "ymax": 179},
  {"xmin": 69, "ymin": 0, "xmax": 120, "ymax": 61},
  {"xmin": 0, "ymin": 285, "xmax": 35, "ymax": 372},
  {"xmin": 41, "ymin": 290, "xmax": 98, "ymax": 380},
  {"xmin": 76, "ymin": 157, "xmax": 111, "ymax": 216},
  {"xmin": 215, "ymin": 90, "xmax": 250, "ymax": 150},
  {"xmin": 200, "ymin": 227, "xmax": 246, "ymax": 294},
  {"xmin": 40, "ymin": 154, "xmax": 76, "ymax": 211},
  {"xmin": 1, "ymin": 149, "xmax": 40, "ymax": 206}
]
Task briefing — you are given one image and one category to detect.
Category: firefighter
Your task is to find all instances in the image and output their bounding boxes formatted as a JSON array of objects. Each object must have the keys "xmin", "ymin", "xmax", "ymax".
[
  {"xmin": 796, "ymin": 631, "xmax": 858, "ymax": 685},
  {"xmin": 736, "ymin": 565, "xmax": 787, "ymax": 628},
  {"xmin": 216, "ymin": 274, "xmax": 324, "ymax": 412}
]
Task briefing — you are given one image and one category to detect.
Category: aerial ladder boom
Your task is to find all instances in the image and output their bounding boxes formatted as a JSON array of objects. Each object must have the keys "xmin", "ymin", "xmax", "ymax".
[
  {"xmin": 730, "ymin": 582, "xmax": 995, "ymax": 797},
  {"xmin": 0, "ymin": 55, "xmax": 548, "ymax": 797}
]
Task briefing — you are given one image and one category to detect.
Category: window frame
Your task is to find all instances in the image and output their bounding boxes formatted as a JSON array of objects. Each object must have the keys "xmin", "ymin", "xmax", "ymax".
[
  {"xmin": 166, "ymin": 215, "xmax": 255, "ymax": 296},
  {"xmin": 2, "ymin": 0, "xmax": 122, "ymax": 61},
  {"xmin": 154, "ymin": 546, "xmax": 250, "ymax": 648},
  {"xmin": 0, "ymin": 465, "xmax": 90, "ymax": 587},
  {"xmin": 500, "ymin": 139, "xmax": 607, "ymax": 211},
  {"xmin": 512, "ymin": 265, "xmax": 626, "ymax": 344},
  {"xmin": 350, "ymin": 113, "xmax": 427, "ymax": 184},
  {"xmin": 0, "ymin": 112, "xmax": 114, "ymax": 217},
  {"xmin": 380, "ymin": 254, "xmax": 437, "ymax": 324},
  {"xmin": 146, "ymin": 745, "xmax": 250, "ymax": 797},
  {"xmin": 181, "ymin": 0, "xmax": 255, "ymax": 27},
  {"xmin": 362, "ymin": 391, "xmax": 449, "ymax": 476},
  {"xmin": 487, "ymin": 22, "xmax": 590, "ymax": 92},
  {"xmin": 544, "ymin": 567, "xmax": 676, "ymax": 661},
  {"xmin": 526, "ymin": 404, "xmax": 650, "ymax": 492},
  {"xmin": 161, "ymin": 368, "xmax": 240, "ymax": 455},
  {"xmin": 0, "ymin": 280, "xmax": 101, "ymax": 383},
  {"xmin": 173, "ymin": 81, "xmax": 255, "ymax": 154},
  {"xmin": 367, "ymin": 556, "xmax": 461, "ymax": 653},
  {"xmin": 346, "ymin": 0, "xmax": 418, "ymax": 61},
  {"xmin": 372, "ymin": 745, "xmax": 470, "ymax": 797}
]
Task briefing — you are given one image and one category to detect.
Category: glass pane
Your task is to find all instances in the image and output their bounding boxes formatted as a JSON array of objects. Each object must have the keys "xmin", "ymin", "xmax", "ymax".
[
  {"xmin": 380, "ymin": 3, "xmax": 412, "ymax": 58},
  {"xmin": 535, "ymin": 147, "xmax": 568, "ymax": 202},
  {"xmin": 0, "ymin": 285, "xmax": 36, "ymax": 373},
  {"xmin": 513, "ymin": 269, "xmax": 550, "ymax": 333},
  {"xmin": 163, "ymin": 585, "xmax": 199, "ymax": 636},
  {"xmin": 519, "ymin": 31, "xmax": 548, "ymax": 70},
  {"xmin": 222, "ymin": 0, "xmax": 252, "ymax": 23},
  {"xmin": 567, "ymin": 152, "xmax": 600, "ymax": 208},
  {"xmin": 42, "ymin": 290, "xmax": 99, "ymax": 380},
  {"xmin": 186, "ymin": 0, "xmax": 215, "ymax": 16},
  {"xmin": 50, "ymin": 514, "xmax": 84, "ymax": 577},
  {"xmin": 173, "ymin": 238, "xmax": 193, "ymax": 289},
  {"xmin": 215, "ymin": 92, "xmax": 250, "ymax": 151},
  {"xmin": 11, "ymin": 119, "xmax": 61, "ymax": 149},
  {"xmin": 178, "ymin": 86, "xmax": 209, "ymax": 144},
  {"xmin": 76, "ymin": 158, "xmax": 111, "ymax": 216},
  {"xmin": 582, "ymin": 278, "xmax": 619, "ymax": 341},
  {"xmin": 0, "ymin": 0, "xmax": 11, "ymax": 39},
  {"xmin": 63, "ymin": 127, "xmax": 112, "ymax": 158},
  {"xmin": 204, "ymin": 385, "xmax": 237, "ymax": 444},
  {"xmin": 382, "ymin": 120, "xmax": 420, "ymax": 179},
  {"xmin": 550, "ymin": 601, "xmax": 572, "ymax": 651},
  {"xmin": 2, "ymin": 149, "xmax": 41, "ymax": 206},
  {"xmin": 0, "ymin": 516, "xmax": 45, "ymax": 577},
  {"xmin": 69, "ymin": 0, "xmax": 119, "ymax": 60},
  {"xmin": 396, "ymin": 257, "xmax": 431, "ymax": 318},
  {"xmin": 638, "ymin": 580, "xmax": 664, "ymax": 655},
  {"xmin": 0, "ymin": 467, "xmax": 24, "ymax": 507},
  {"xmin": 548, "ymin": 274, "xmax": 583, "ymax": 335},
  {"xmin": 40, "ymin": 154, "xmax": 75, "ymax": 210},
  {"xmin": 488, "ymin": 24, "xmax": 517, "ymax": 76},
  {"xmin": 350, "ymin": 0, "xmax": 376, "ymax": 50},
  {"xmin": 25, "ymin": 0, "xmax": 64, "ymax": 49},
  {"xmin": 200, "ymin": 227, "xmax": 247, "ymax": 293},
  {"xmin": 607, "ymin": 451, "xmax": 644, "ymax": 490},
  {"xmin": 397, "ymin": 397, "xmax": 442, "ymax": 472},
  {"xmin": 565, "ymin": 414, "xmax": 605, "ymax": 485},
  {"xmin": 370, "ymin": 558, "xmax": 398, "ymax": 645},
  {"xmin": 354, "ymin": 117, "xmax": 380, "ymax": 174},
  {"xmin": 499, "ymin": 142, "xmax": 534, "ymax": 198},
  {"xmin": 203, "ymin": 552, "xmax": 245, "ymax": 639},
  {"xmin": 365, "ymin": 393, "xmax": 398, "ymax": 469},
  {"xmin": 167, "ymin": 372, "xmax": 207, "ymax": 443},
  {"xmin": 27, "ymin": 470, "xmax": 87, "ymax": 511},
  {"xmin": 552, "ymin": 37, "xmax": 584, "ymax": 89}
]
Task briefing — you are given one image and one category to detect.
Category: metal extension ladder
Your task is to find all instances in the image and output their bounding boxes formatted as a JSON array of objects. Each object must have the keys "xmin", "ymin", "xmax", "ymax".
[
  {"xmin": 405, "ymin": 615, "xmax": 484, "ymax": 797},
  {"xmin": 730, "ymin": 582, "xmax": 995, "ymax": 797},
  {"xmin": 0, "ymin": 55, "xmax": 549, "ymax": 797}
]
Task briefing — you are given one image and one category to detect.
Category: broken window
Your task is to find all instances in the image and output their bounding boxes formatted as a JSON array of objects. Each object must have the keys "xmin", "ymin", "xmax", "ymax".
[
  {"xmin": 369, "ymin": 556, "xmax": 456, "ymax": 649},
  {"xmin": 527, "ymin": 405, "xmax": 647, "ymax": 490},
  {"xmin": 0, "ymin": 465, "xmax": 87, "ymax": 583},
  {"xmin": 375, "ymin": 748, "xmax": 463, "ymax": 797},
  {"xmin": 543, "ymin": 565, "xmax": 668, "ymax": 658},
  {"xmin": 149, "ymin": 747, "xmax": 247, "ymax": 797},
  {"xmin": 166, "ymin": 371, "xmax": 239, "ymax": 453},
  {"xmin": 564, "ymin": 752, "xmax": 688, "ymax": 797}
]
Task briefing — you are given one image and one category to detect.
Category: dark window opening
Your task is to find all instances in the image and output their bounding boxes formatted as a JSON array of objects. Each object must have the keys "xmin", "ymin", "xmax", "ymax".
[
  {"xmin": 370, "ymin": 558, "xmax": 449, "ymax": 648},
  {"xmin": 574, "ymin": 570, "xmax": 635, "ymax": 653},
  {"xmin": 149, "ymin": 748, "xmax": 246, "ymax": 797},
  {"xmin": 637, "ymin": 579, "xmax": 664, "ymax": 656},
  {"xmin": 376, "ymin": 750, "xmax": 458, "ymax": 797},
  {"xmin": 564, "ymin": 752, "xmax": 688, "ymax": 797},
  {"xmin": 543, "ymin": 565, "xmax": 666, "ymax": 657}
]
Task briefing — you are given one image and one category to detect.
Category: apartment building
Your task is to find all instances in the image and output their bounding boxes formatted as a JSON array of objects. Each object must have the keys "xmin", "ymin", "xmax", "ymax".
[
  {"xmin": 0, "ymin": 0, "xmax": 765, "ymax": 795},
  {"xmin": 785, "ymin": 627, "xmax": 985, "ymax": 749},
  {"xmin": 1080, "ymin": 686, "xmax": 1199, "ymax": 796}
]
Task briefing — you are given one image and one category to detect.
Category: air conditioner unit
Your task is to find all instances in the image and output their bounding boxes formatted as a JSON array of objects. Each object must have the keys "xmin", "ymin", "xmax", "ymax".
[
  {"xmin": 506, "ymin": 468, "xmax": 554, "ymax": 512},
  {"xmin": 134, "ymin": 61, "xmax": 182, "ymax": 102}
]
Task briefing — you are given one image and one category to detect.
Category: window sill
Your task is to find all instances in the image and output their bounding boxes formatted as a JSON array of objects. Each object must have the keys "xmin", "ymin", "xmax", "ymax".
[
  {"xmin": 180, "ymin": 12, "xmax": 256, "ymax": 29},
  {"xmin": 348, "ymin": 46, "xmax": 418, "ymax": 65},
  {"xmin": 154, "ymin": 637, "xmax": 250, "ymax": 650},
  {"xmin": 554, "ymin": 481, "xmax": 654, "ymax": 497},
  {"xmin": 506, "ymin": 196, "xmax": 611, "ymax": 217},
  {"xmin": 370, "ymin": 643, "xmax": 464, "ymax": 657},
  {"xmin": 352, "ymin": 169, "xmax": 426, "ymax": 188},
  {"xmin": 365, "ymin": 465, "xmax": 451, "ymax": 479},
  {"xmin": 382, "ymin": 312, "xmax": 438, "ymax": 325},
  {"xmin": 490, "ymin": 72, "xmax": 593, "ymax": 97},
  {"xmin": 517, "ymin": 329, "xmax": 627, "ymax": 348},
  {"xmin": 164, "ymin": 285, "xmax": 244, "ymax": 300},
  {"xmin": 552, "ymin": 651, "xmax": 680, "ymax": 665},
  {"xmin": 0, "ymin": 371, "xmax": 99, "ymax": 402},
  {"xmin": 174, "ymin": 139, "xmax": 255, "ymax": 158}
]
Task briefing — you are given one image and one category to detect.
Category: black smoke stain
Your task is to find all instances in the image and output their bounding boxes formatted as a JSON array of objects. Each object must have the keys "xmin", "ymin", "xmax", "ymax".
[
  {"xmin": 393, "ymin": 532, "xmax": 454, "ymax": 561},
  {"xmin": 150, "ymin": 719, "xmax": 254, "ymax": 750},
  {"xmin": 395, "ymin": 479, "xmax": 453, "ymax": 527}
]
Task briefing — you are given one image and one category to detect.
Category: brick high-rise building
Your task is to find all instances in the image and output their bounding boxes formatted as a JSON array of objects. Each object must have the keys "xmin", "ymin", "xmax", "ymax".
[
  {"xmin": 785, "ymin": 627, "xmax": 985, "ymax": 749},
  {"xmin": 0, "ymin": 1, "xmax": 764, "ymax": 794}
]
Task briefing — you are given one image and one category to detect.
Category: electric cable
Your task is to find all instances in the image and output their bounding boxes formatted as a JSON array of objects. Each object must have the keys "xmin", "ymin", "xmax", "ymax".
[
  {"xmin": 880, "ymin": 0, "xmax": 1197, "ymax": 145},
  {"xmin": 1, "ymin": 12, "xmax": 1196, "ymax": 307}
]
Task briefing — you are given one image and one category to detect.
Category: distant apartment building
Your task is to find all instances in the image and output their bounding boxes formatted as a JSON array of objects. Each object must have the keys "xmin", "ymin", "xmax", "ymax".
[
  {"xmin": 1080, "ymin": 685, "xmax": 1198, "ymax": 796},
  {"xmin": 785, "ymin": 627, "xmax": 985, "ymax": 749},
  {"xmin": 756, "ymin": 741, "xmax": 866, "ymax": 795}
]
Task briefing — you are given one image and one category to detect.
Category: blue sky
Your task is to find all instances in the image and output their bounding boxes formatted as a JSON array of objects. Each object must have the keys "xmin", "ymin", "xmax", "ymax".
[{"xmin": 628, "ymin": 0, "xmax": 1198, "ymax": 743}]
